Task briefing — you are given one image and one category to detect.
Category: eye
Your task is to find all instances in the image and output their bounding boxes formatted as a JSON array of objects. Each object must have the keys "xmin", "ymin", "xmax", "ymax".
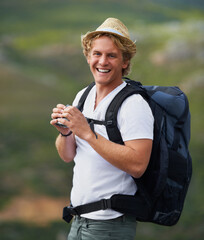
[
  {"xmin": 93, "ymin": 52, "xmax": 101, "ymax": 56},
  {"xmin": 109, "ymin": 53, "xmax": 116, "ymax": 58}
]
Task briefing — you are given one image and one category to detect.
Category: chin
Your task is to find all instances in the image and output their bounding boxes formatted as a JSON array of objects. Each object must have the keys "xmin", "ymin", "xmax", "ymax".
[{"xmin": 95, "ymin": 78, "xmax": 112, "ymax": 85}]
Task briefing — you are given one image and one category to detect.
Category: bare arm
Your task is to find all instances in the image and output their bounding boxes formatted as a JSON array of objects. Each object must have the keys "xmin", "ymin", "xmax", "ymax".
[
  {"xmin": 50, "ymin": 104, "xmax": 76, "ymax": 162},
  {"xmin": 61, "ymin": 106, "xmax": 152, "ymax": 178},
  {"xmin": 55, "ymin": 134, "xmax": 76, "ymax": 163},
  {"xmin": 88, "ymin": 135, "xmax": 152, "ymax": 178},
  {"xmin": 84, "ymin": 131, "xmax": 152, "ymax": 178}
]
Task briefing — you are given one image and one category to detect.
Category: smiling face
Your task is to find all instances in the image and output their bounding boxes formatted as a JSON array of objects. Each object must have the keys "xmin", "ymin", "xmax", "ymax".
[{"xmin": 87, "ymin": 36, "xmax": 129, "ymax": 88}]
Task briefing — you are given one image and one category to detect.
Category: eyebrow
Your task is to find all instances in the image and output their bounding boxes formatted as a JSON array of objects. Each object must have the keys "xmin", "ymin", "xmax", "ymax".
[{"xmin": 92, "ymin": 50, "xmax": 118, "ymax": 56}]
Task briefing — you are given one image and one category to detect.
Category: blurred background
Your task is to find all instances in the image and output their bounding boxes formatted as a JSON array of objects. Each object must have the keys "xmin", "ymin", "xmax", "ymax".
[{"xmin": 0, "ymin": 0, "xmax": 203, "ymax": 239}]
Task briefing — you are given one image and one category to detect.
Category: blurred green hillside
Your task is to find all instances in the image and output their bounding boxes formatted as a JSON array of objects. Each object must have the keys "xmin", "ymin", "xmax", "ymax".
[{"xmin": 0, "ymin": 0, "xmax": 203, "ymax": 239}]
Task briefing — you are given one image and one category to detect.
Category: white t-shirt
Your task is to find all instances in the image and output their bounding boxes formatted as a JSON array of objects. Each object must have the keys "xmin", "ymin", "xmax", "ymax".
[{"xmin": 70, "ymin": 82, "xmax": 154, "ymax": 220}]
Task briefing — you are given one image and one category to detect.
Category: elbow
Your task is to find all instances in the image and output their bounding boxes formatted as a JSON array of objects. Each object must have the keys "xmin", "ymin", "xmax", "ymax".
[
  {"xmin": 130, "ymin": 159, "xmax": 149, "ymax": 179},
  {"xmin": 131, "ymin": 151, "xmax": 151, "ymax": 178},
  {"xmin": 59, "ymin": 152, "xmax": 75, "ymax": 163},
  {"xmin": 61, "ymin": 156, "xmax": 74, "ymax": 163},
  {"xmin": 125, "ymin": 139, "xmax": 152, "ymax": 179},
  {"xmin": 131, "ymin": 167, "xmax": 146, "ymax": 179}
]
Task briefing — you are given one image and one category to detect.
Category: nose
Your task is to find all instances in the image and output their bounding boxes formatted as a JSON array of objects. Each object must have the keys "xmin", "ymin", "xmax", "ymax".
[{"xmin": 99, "ymin": 55, "xmax": 108, "ymax": 66}]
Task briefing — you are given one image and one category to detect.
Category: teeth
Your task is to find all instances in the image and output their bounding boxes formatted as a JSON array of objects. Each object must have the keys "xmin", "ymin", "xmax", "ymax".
[{"xmin": 98, "ymin": 69, "xmax": 110, "ymax": 73}]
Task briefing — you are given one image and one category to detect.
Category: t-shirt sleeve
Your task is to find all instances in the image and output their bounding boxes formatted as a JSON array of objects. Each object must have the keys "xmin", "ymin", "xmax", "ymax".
[{"xmin": 117, "ymin": 94, "xmax": 154, "ymax": 141}]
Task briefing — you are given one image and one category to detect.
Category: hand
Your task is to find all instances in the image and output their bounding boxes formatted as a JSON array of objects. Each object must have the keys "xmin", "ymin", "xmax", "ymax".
[
  {"xmin": 61, "ymin": 106, "xmax": 93, "ymax": 140},
  {"xmin": 50, "ymin": 104, "xmax": 71, "ymax": 135}
]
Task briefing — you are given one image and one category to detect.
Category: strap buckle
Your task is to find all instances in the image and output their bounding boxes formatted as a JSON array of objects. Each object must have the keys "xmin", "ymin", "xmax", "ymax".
[
  {"xmin": 62, "ymin": 206, "xmax": 78, "ymax": 224},
  {"xmin": 106, "ymin": 120, "xmax": 114, "ymax": 126},
  {"xmin": 101, "ymin": 199, "xmax": 112, "ymax": 210}
]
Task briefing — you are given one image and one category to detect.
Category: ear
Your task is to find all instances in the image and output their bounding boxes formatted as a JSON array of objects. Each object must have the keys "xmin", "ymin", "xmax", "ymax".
[
  {"xmin": 86, "ymin": 54, "xmax": 90, "ymax": 65},
  {"xmin": 122, "ymin": 59, "xmax": 129, "ymax": 69}
]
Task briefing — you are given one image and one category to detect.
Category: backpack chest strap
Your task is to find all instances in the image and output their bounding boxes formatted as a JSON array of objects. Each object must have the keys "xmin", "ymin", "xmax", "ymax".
[{"xmin": 86, "ymin": 118, "xmax": 116, "ymax": 140}]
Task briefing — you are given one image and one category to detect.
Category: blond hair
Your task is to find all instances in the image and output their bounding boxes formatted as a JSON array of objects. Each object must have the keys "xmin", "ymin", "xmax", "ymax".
[{"xmin": 81, "ymin": 33, "xmax": 136, "ymax": 76}]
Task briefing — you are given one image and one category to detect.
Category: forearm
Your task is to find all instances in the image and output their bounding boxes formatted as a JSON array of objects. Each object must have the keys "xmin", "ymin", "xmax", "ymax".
[
  {"xmin": 85, "ymin": 131, "xmax": 152, "ymax": 178},
  {"xmin": 55, "ymin": 134, "xmax": 76, "ymax": 163}
]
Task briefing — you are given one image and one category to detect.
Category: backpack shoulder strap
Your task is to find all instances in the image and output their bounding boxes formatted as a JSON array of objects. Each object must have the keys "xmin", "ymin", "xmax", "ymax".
[
  {"xmin": 105, "ymin": 80, "xmax": 147, "ymax": 144},
  {"xmin": 77, "ymin": 82, "xmax": 95, "ymax": 111},
  {"xmin": 77, "ymin": 79, "xmax": 147, "ymax": 144}
]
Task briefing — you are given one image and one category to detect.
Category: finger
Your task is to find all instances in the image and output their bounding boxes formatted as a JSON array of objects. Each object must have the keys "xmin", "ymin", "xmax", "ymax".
[
  {"xmin": 51, "ymin": 112, "xmax": 63, "ymax": 120},
  {"xmin": 61, "ymin": 112, "xmax": 73, "ymax": 120},
  {"xmin": 64, "ymin": 104, "xmax": 70, "ymax": 109},
  {"xmin": 57, "ymin": 103, "xmax": 66, "ymax": 109},
  {"xmin": 52, "ymin": 108, "xmax": 63, "ymax": 114},
  {"xmin": 62, "ymin": 107, "xmax": 73, "ymax": 118},
  {"xmin": 57, "ymin": 117, "xmax": 70, "ymax": 128},
  {"xmin": 63, "ymin": 106, "xmax": 80, "ymax": 117},
  {"xmin": 50, "ymin": 117, "xmax": 68, "ymax": 127},
  {"xmin": 63, "ymin": 106, "xmax": 73, "ymax": 113},
  {"xmin": 50, "ymin": 119, "xmax": 70, "ymax": 133},
  {"xmin": 50, "ymin": 118, "xmax": 58, "ymax": 125}
]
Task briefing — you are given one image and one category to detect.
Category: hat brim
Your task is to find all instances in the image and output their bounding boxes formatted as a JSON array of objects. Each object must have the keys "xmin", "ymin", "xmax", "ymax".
[{"xmin": 82, "ymin": 30, "xmax": 136, "ymax": 48}]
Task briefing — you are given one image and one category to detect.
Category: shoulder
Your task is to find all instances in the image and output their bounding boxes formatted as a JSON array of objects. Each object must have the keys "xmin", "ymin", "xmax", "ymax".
[
  {"xmin": 118, "ymin": 93, "xmax": 153, "ymax": 124},
  {"xmin": 120, "ymin": 93, "xmax": 151, "ymax": 114},
  {"xmin": 117, "ymin": 93, "xmax": 154, "ymax": 141},
  {"xmin": 124, "ymin": 93, "xmax": 147, "ymax": 103}
]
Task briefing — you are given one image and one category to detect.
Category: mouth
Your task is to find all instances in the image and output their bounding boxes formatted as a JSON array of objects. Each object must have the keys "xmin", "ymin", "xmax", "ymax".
[{"xmin": 97, "ymin": 68, "xmax": 111, "ymax": 73}]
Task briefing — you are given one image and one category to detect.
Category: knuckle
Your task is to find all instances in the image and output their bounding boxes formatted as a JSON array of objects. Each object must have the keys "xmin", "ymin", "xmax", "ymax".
[
  {"xmin": 53, "ymin": 107, "xmax": 59, "ymax": 113},
  {"xmin": 61, "ymin": 118, "xmax": 68, "ymax": 125}
]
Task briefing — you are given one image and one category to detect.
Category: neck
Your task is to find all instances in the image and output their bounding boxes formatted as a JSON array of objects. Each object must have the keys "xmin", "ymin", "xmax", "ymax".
[{"xmin": 94, "ymin": 79, "xmax": 123, "ymax": 109}]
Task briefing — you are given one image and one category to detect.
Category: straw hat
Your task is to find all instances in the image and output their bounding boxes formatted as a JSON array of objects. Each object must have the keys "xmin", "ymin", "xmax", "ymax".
[{"xmin": 82, "ymin": 18, "xmax": 136, "ymax": 48}]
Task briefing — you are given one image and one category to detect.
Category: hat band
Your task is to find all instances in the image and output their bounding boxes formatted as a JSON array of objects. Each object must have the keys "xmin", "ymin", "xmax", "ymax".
[{"xmin": 96, "ymin": 28, "xmax": 125, "ymax": 37}]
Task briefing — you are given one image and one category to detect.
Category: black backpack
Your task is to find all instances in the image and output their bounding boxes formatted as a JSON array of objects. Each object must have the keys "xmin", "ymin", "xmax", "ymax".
[{"xmin": 63, "ymin": 78, "xmax": 192, "ymax": 226}]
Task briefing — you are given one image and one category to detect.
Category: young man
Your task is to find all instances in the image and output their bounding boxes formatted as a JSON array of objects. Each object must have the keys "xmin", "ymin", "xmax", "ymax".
[{"xmin": 50, "ymin": 18, "xmax": 154, "ymax": 240}]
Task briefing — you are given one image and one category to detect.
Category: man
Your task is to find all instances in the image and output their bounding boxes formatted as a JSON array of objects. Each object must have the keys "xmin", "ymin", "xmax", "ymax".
[{"xmin": 50, "ymin": 18, "xmax": 154, "ymax": 240}]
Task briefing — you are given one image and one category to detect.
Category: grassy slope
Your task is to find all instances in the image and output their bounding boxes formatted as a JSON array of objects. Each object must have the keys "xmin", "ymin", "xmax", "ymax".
[{"xmin": 0, "ymin": 0, "xmax": 203, "ymax": 239}]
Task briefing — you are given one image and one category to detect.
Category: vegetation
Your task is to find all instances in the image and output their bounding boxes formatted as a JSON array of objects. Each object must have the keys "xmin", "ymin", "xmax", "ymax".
[{"xmin": 0, "ymin": 0, "xmax": 203, "ymax": 239}]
